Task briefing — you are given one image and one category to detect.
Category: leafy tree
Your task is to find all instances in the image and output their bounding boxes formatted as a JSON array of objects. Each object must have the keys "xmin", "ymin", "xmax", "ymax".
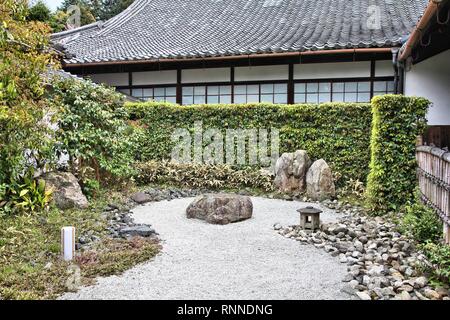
[
  {"xmin": 79, "ymin": 5, "xmax": 96, "ymax": 25},
  {"xmin": 0, "ymin": 0, "xmax": 57, "ymax": 212},
  {"xmin": 28, "ymin": 0, "xmax": 51, "ymax": 22},
  {"xmin": 100, "ymin": 0, "xmax": 134, "ymax": 20},
  {"xmin": 58, "ymin": 0, "xmax": 85, "ymax": 11},
  {"xmin": 58, "ymin": 0, "xmax": 133, "ymax": 22},
  {"xmin": 57, "ymin": 0, "xmax": 96, "ymax": 26},
  {"xmin": 49, "ymin": 10, "xmax": 69, "ymax": 33},
  {"xmin": 27, "ymin": 3, "xmax": 72, "ymax": 34}
]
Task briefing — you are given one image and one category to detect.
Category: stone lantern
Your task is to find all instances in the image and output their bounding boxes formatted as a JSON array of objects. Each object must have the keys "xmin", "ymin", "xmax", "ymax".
[{"xmin": 297, "ymin": 206, "xmax": 322, "ymax": 231}]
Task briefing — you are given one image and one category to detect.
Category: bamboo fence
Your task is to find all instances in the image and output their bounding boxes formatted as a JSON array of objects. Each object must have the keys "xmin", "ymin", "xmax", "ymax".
[{"xmin": 416, "ymin": 146, "xmax": 450, "ymax": 244}]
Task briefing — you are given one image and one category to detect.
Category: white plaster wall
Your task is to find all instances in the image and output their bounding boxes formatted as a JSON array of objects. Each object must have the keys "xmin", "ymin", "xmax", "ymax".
[
  {"xmin": 132, "ymin": 70, "xmax": 177, "ymax": 85},
  {"xmin": 182, "ymin": 68, "xmax": 230, "ymax": 83},
  {"xmin": 375, "ymin": 60, "xmax": 395, "ymax": 77},
  {"xmin": 87, "ymin": 73, "xmax": 129, "ymax": 86},
  {"xmin": 235, "ymin": 65, "xmax": 289, "ymax": 81},
  {"xmin": 294, "ymin": 61, "xmax": 371, "ymax": 79},
  {"xmin": 405, "ymin": 50, "xmax": 450, "ymax": 126}
]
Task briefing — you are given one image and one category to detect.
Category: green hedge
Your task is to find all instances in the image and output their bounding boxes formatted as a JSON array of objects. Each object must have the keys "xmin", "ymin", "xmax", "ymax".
[
  {"xmin": 126, "ymin": 102, "xmax": 372, "ymax": 187},
  {"xmin": 366, "ymin": 95, "xmax": 429, "ymax": 213}
]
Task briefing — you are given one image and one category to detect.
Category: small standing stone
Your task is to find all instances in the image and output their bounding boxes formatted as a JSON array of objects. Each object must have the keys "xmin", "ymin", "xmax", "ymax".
[
  {"xmin": 306, "ymin": 159, "xmax": 336, "ymax": 201},
  {"xmin": 274, "ymin": 150, "xmax": 311, "ymax": 193}
]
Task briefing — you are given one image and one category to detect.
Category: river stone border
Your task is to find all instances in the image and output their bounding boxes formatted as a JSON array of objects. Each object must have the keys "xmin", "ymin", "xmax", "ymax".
[{"xmin": 277, "ymin": 207, "xmax": 449, "ymax": 300}]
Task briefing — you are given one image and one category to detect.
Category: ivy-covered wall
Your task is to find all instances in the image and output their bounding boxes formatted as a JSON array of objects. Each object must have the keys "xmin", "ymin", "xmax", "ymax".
[{"xmin": 126, "ymin": 102, "xmax": 373, "ymax": 187}]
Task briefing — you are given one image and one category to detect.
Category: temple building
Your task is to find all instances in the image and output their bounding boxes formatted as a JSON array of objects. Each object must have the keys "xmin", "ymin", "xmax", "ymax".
[{"xmin": 52, "ymin": 0, "xmax": 449, "ymax": 146}]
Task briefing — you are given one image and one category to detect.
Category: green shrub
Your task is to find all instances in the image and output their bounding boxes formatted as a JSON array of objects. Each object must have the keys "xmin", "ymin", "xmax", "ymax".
[
  {"xmin": 400, "ymin": 201, "xmax": 443, "ymax": 243},
  {"xmin": 0, "ymin": 172, "xmax": 52, "ymax": 214},
  {"xmin": 366, "ymin": 95, "xmax": 429, "ymax": 213},
  {"xmin": 80, "ymin": 178, "xmax": 101, "ymax": 200},
  {"xmin": 420, "ymin": 242, "xmax": 450, "ymax": 283},
  {"xmin": 51, "ymin": 78, "xmax": 136, "ymax": 185},
  {"xmin": 126, "ymin": 102, "xmax": 372, "ymax": 187},
  {"xmin": 136, "ymin": 160, "xmax": 275, "ymax": 191}
]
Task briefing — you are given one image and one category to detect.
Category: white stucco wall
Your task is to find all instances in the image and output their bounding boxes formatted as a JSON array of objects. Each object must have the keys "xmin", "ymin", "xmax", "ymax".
[
  {"xmin": 235, "ymin": 65, "xmax": 289, "ymax": 81},
  {"xmin": 375, "ymin": 60, "xmax": 395, "ymax": 77},
  {"xmin": 87, "ymin": 60, "xmax": 394, "ymax": 88},
  {"xmin": 87, "ymin": 73, "xmax": 129, "ymax": 86},
  {"xmin": 294, "ymin": 61, "xmax": 371, "ymax": 79},
  {"xmin": 132, "ymin": 70, "xmax": 177, "ymax": 85},
  {"xmin": 182, "ymin": 68, "xmax": 230, "ymax": 83},
  {"xmin": 405, "ymin": 49, "xmax": 450, "ymax": 126}
]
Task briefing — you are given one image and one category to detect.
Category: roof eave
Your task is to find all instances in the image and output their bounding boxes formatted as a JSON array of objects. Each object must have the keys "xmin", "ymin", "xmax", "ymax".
[{"xmin": 62, "ymin": 47, "xmax": 395, "ymax": 68}]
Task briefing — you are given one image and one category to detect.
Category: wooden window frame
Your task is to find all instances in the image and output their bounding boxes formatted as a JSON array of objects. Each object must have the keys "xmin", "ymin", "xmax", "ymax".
[
  {"xmin": 117, "ymin": 76, "xmax": 395, "ymax": 104},
  {"xmin": 119, "ymin": 84, "xmax": 177, "ymax": 102},
  {"xmin": 293, "ymin": 76, "xmax": 395, "ymax": 103}
]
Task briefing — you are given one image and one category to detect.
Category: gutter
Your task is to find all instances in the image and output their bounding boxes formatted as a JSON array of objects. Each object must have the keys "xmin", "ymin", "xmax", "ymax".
[
  {"xmin": 391, "ymin": 48, "xmax": 402, "ymax": 94},
  {"xmin": 398, "ymin": 0, "xmax": 441, "ymax": 61},
  {"xmin": 63, "ymin": 48, "xmax": 393, "ymax": 68}
]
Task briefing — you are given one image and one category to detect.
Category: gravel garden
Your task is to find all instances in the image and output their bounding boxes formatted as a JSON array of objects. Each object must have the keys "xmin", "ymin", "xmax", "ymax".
[{"xmin": 59, "ymin": 187, "xmax": 449, "ymax": 300}]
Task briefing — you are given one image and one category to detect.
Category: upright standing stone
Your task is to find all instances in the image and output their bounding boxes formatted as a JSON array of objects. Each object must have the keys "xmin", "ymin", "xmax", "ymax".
[
  {"xmin": 306, "ymin": 159, "xmax": 336, "ymax": 200},
  {"xmin": 274, "ymin": 150, "xmax": 311, "ymax": 193}
]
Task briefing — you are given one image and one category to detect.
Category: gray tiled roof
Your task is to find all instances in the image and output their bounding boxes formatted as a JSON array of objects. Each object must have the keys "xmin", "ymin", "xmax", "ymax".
[{"xmin": 52, "ymin": 0, "xmax": 428, "ymax": 65}]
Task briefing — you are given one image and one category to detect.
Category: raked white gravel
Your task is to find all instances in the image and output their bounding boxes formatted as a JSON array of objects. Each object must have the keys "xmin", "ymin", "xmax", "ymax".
[{"xmin": 61, "ymin": 197, "xmax": 351, "ymax": 300}]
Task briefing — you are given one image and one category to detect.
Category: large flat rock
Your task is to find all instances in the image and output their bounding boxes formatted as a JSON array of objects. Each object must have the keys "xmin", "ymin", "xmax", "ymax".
[{"xmin": 186, "ymin": 194, "xmax": 253, "ymax": 225}]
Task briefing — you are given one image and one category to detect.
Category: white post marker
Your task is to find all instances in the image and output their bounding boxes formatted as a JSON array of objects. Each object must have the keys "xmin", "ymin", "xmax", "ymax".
[{"xmin": 61, "ymin": 227, "xmax": 76, "ymax": 261}]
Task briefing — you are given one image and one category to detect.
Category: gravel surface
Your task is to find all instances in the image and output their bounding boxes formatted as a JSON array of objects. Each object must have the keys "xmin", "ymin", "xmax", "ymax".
[{"xmin": 61, "ymin": 197, "xmax": 351, "ymax": 300}]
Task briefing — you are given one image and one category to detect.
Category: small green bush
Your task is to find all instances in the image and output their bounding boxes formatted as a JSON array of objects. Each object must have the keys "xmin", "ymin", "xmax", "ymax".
[
  {"xmin": 420, "ymin": 242, "xmax": 450, "ymax": 283},
  {"xmin": 399, "ymin": 199, "xmax": 448, "ymax": 283},
  {"xmin": 126, "ymin": 102, "xmax": 373, "ymax": 187},
  {"xmin": 400, "ymin": 201, "xmax": 443, "ymax": 243},
  {"xmin": 136, "ymin": 160, "xmax": 274, "ymax": 192},
  {"xmin": 80, "ymin": 178, "xmax": 101, "ymax": 199},
  {"xmin": 366, "ymin": 95, "xmax": 429, "ymax": 213}
]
